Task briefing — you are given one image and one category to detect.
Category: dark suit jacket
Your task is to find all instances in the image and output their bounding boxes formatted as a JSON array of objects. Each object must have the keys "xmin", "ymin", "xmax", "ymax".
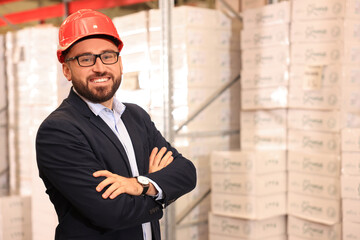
[{"xmin": 36, "ymin": 89, "xmax": 197, "ymax": 240}]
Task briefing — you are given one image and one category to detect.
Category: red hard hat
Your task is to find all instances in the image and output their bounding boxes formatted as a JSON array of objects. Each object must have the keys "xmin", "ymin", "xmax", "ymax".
[{"xmin": 57, "ymin": 9, "xmax": 123, "ymax": 63}]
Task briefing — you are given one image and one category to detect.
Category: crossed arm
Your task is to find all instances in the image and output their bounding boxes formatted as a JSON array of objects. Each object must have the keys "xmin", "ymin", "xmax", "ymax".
[{"xmin": 93, "ymin": 147, "xmax": 174, "ymax": 199}]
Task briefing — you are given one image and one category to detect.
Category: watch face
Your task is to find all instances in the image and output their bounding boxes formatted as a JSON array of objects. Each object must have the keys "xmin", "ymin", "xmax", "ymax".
[{"xmin": 138, "ymin": 176, "xmax": 150, "ymax": 185}]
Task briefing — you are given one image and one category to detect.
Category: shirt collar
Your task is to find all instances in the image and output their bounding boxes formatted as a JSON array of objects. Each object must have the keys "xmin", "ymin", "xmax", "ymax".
[{"xmin": 73, "ymin": 88, "xmax": 126, "ymax": 116}]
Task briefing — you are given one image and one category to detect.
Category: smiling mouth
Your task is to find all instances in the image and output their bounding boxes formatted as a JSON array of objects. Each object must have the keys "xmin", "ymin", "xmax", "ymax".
[{"xmin": 91, "ymin": 77, "xmax": 110, "ymax": 83}]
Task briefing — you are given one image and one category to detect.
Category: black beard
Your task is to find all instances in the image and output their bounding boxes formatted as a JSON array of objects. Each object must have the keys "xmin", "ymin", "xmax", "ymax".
[{"xmin": 72, "ymin": 74, "xmax": 121, "ymax": 103}]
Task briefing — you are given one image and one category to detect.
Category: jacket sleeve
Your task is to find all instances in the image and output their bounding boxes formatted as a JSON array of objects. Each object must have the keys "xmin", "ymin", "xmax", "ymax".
[
  {"xmin": 132, "ymin": 105, "xmax": 197, "ymax": 207},
  {"xmin": 36, "ymin": 116, "xmax": 163, "ymax": 230}
]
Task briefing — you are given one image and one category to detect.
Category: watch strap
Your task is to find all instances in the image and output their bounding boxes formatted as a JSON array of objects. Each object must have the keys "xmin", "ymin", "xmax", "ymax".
[{"xmin": 141, "ymin": 184, "xmax": 149, "ymax": 195}]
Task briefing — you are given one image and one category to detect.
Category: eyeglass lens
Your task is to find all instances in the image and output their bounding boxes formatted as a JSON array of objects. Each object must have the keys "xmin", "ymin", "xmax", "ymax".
[{"xmin": 78, "ymin": 52, "xmax": 118, "ymax": 66}]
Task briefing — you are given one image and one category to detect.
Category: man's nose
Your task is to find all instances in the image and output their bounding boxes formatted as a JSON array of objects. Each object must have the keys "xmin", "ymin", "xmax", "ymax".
[{"xmin": 92, "ymin": 56, "xmax": 105, "ymax": 72}]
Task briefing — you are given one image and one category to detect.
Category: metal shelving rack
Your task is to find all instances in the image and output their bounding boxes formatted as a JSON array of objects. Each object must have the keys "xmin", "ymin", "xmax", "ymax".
[{"xmin": 158, "ymin": 0, "xmax": 242, "ymax": 239}]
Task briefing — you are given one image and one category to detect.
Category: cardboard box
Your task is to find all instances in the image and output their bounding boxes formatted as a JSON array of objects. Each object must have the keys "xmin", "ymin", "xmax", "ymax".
[
  {"xmin": 211, "ymin": 171, "xmax": 286, "ymax": 195},
  {"xmin": 344, "ymin": 43, "xmax": 360, "ymax": 65},
  {"xmin": 288, "ymin": 172, "xmax": 341, "ymax": 200},
  {"xmin": 288, "ymin": 87, "xmax": 340, "ymax": 110},
  {"xmin": 242, "ymin": 45, "xmax": 289, "ymax": 69},
  {"xmin": 288, "ymin": 129, "xmax": 341, "ymax": 154},
  {"xmin": 288, "ymin": 192, "xmax": 341, "ymax": 225},
  {"xmin": 241, "ymin": 24, "xmax": 289, "ymax": 49},
  {"xmin": 342, "ymin": 65, "xmax": 360, "ymax": 88},
  {"xmin": 287, "ymin": 109, "xmax": 340, "ymax": 132},
  {"xmin": 242, "ymin": 1, "xmax": 290, "ymax": 29},
  {"xmin": 241, "ymin": 0, "xmax": 267, "ymax": 12},
  {"xmin": 241, "ymin": 65, "xmax": 289, "ymax": 89},
  {"xmin": 210, "ymin": 150, "xmax": 286, "ymax": 174},
  {"xmin": 341, "ymin": 87, "xmax": 360, "ymax": 112},
  {"xmin": 149, "ymin": 6, "xmax": 242, "ymax": 31},
  {"xmin": 120, "ymin": 32, "xmax": 148, "ymax": 55},
  {"xmin": 342, "ymin": 198, "xmax": 360, "ymax": 222},
  {"xmin": 175, "ymin": 134, "xmax": 240, "ymax": 158},
  {"xmin": 209, "ymin": 213, "xmax": 286, "ymax": 239},
  {"xmin": 212, "ymin": 192, "xmax": 286, "ymax": 219},
  {"xmin": 241, "ymin": 109, "xmax": 287, "ymax": 129},
  {"xmin": 150, "ymin": 48, "xmax": 240, "ymax": 70},
  {"xmin": 292, "ymin": 0, "xmax": 360, "ymax": 20},
  {"xmin": 176, "ymin": 194, "xmax": 210, "ymax": 224},
  {"xmin": 210, "ymin": 234, "xmax": 287, "ymax": 240},
  {"xmin": 344, "ymin": 19, "xmax": 360, "ymax": 42},
  {"xmin": 288, "ymin": 215, "xmax": 341, "ymax": 240},
  {"xmin": 343, "ymin": 221, "xmax": 360, "ymax": 240},
  {"xmin": 0, "ymin": 195, "xmax": 31, "ymax": 230},
  {"xmin": 241, "ymin": 86, "xmax": 288, "ymax": 110},
  {"xmin": 342, "ymin": 152, "xmax": 360, "ymax": 175},
  {"xmin": 341, "ymin": 175, "xmax": 360, "ymax": 199},
  {"xmin": 150, "ymin": 27, "xmax": 240, "ymax": 51},
  {"xmin": 341, "ymin": 128, "xmax": 360, "ymax": 151},
  {"xmin": 291, "ymin": 42, "xmax": 342, "ymax": 65},
  {"xmin": 112, "ymin": 11, "xmax": 148, "ymax": 36},
  {"xmin": 0, "ymin": 224, "xmax": 32, "ymax": 240},
  {"xmin": 149, "ymin": 6, "xmax": 218, "ymax": 30},
  {"xmin": 289, "ymin": 64, "xmax": 341, "ymax": 90},
  {"xmin": 288, "ymin": 151, "xmax": 341, "ymax": 177},
  {"xmin": 341, "ymin": 111, "xmax": 360, "ymax": 128},
  {"xmin": 176, "ymin": 221, "xmax": 208, "ymax": 240},
  {"xmin": 291, "ymin": 19, "xmax": 344, "ymax": 43},
  {"xmin": 241, "ymin": 128, "xmax": 287, "ymax": 150}
]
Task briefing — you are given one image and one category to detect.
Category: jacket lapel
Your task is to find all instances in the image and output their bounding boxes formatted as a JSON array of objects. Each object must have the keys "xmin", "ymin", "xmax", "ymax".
[{"xmin": 66, "ymin": 88, "xmax": 132, "ymax": 174}]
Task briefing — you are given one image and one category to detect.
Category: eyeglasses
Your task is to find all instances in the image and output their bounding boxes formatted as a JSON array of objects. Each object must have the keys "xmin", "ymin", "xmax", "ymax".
[{"xmin": 65, "ymin": 51, "xmax": 120, "ymax": 67}]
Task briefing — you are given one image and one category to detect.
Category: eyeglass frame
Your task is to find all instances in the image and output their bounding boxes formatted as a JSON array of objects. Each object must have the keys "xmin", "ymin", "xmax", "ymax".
[{"xmin": 65, "ymin": 51, "xmax": 120, "ymax": 67}]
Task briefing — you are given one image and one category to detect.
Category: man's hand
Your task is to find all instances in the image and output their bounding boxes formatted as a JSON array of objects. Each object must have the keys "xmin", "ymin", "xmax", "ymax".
[
  {"xmin": 149, "ymin": 147, "xmax": 173, "ymax": 173},
  {"xmin": 93, "ymin": 147, "xmax": 173, "ymax": 199},
  {"xmin": 93, "ymin": 171, "xmax": 142, "ymax": 199}
]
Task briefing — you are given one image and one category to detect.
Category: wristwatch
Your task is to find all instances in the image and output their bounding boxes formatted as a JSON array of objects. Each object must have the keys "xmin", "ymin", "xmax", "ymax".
[{"xmin": 136, "ymin": 176, "xmax": 150, "ymax": 195}]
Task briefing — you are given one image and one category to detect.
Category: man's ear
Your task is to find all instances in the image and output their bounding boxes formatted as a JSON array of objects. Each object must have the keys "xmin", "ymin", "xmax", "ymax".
[{"xmin": 62, "ymin": 63, "xmax": 72, "ymax": 81}]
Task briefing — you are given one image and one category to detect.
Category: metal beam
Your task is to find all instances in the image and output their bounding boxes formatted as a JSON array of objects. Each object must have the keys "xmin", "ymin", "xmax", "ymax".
[
  {"xmin": 175, "ymin": 74, "xmax": 240, "ymax": 134},
  {"xmin": 159, "ymin": 0, "xmax": 176, "ymax": 239},
  {"xmin": 176, "ymin": 188, "xmax": 211, "ymax": 225},
  {"xmin": 0, "ymin": 0, "xmax": 155, "ymax": 27},
  {"xmin": 0, "ymin": 14, "xmax": 19, "ymax": 30},
  {"xmin": 218, "ymin": 0, "xmax": 242, "ymax": 21}
]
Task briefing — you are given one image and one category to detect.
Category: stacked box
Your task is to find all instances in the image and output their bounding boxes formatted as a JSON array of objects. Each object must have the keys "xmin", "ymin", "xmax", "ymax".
[
  {"xmin": 0, "ymin": 195, "xmax": 31, "ymax": 240},
  {"xmin": 287, "ymin": 0, "xmax": 360, "ymax": 236},
  {"xmin": 112, "ymin": 11, "xmax": 151, "ymax": 111},
  {"xmin": 209, "ymin": 150, "xmax": 287, "ymax": 239},
  {"xmin": 148, "ymin": 6, "xmax": 241, "ymax": 134},
  {"xmin": 240, "ymin": 2, "xmax": 290, "ymax": 150},
  {"xmin": 341, "ymin": 129, "xmax": 360, "ymax": 240},
  {"xmin": 0, "ymin": 34, "xmax": 9, "ymax": 197},
  {"xmin": 148, "ymin": 6, "xmax": 242, "ymax": 240},
  {"xmin": 214, "ymin": 3, "xmax": 290, "ymax": 239},
  {"xmin": 5, "ymin": 26, "xmax": 60, "ymax": 240}
]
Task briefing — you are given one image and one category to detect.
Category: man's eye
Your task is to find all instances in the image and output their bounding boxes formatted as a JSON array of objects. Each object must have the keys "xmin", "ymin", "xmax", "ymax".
[{"xmin": 80, "ymin": 57, "xmax": 92, "ymax": 62}]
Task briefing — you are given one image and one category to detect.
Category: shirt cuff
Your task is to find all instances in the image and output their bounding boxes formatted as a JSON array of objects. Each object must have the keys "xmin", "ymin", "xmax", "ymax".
[{"xmin": 145, "ymin": 177, "xmax": 164, "ymax": 200}]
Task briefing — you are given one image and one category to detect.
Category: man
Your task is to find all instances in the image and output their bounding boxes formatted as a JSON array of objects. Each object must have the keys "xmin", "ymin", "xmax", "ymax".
[{"xmin": 36, "ymin": 9, "xmax": 197, "ymax": 240}]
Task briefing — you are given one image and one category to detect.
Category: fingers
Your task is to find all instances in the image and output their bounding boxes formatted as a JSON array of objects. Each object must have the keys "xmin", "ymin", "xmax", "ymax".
[
  {"xmin": 153, "ymin": 147, "xmax": 167, "ymax": 166},
  {"xmin": 163, "ymin": 156, "xmax": 174, "ymax": 167},
  {"xmin": 149, "ymin": 147, "xmax": 158, "ymax": 166},
  {"xmin": 93, "ymin": 170, "xmax": 112, "ymax": 178},
  {"xmin": 102, "ymin": 182, "xmax": 122, "ymax": 199},
  {"xmin": 95, "ymin": 176, "xmax": 115, "ymax": 192}
]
